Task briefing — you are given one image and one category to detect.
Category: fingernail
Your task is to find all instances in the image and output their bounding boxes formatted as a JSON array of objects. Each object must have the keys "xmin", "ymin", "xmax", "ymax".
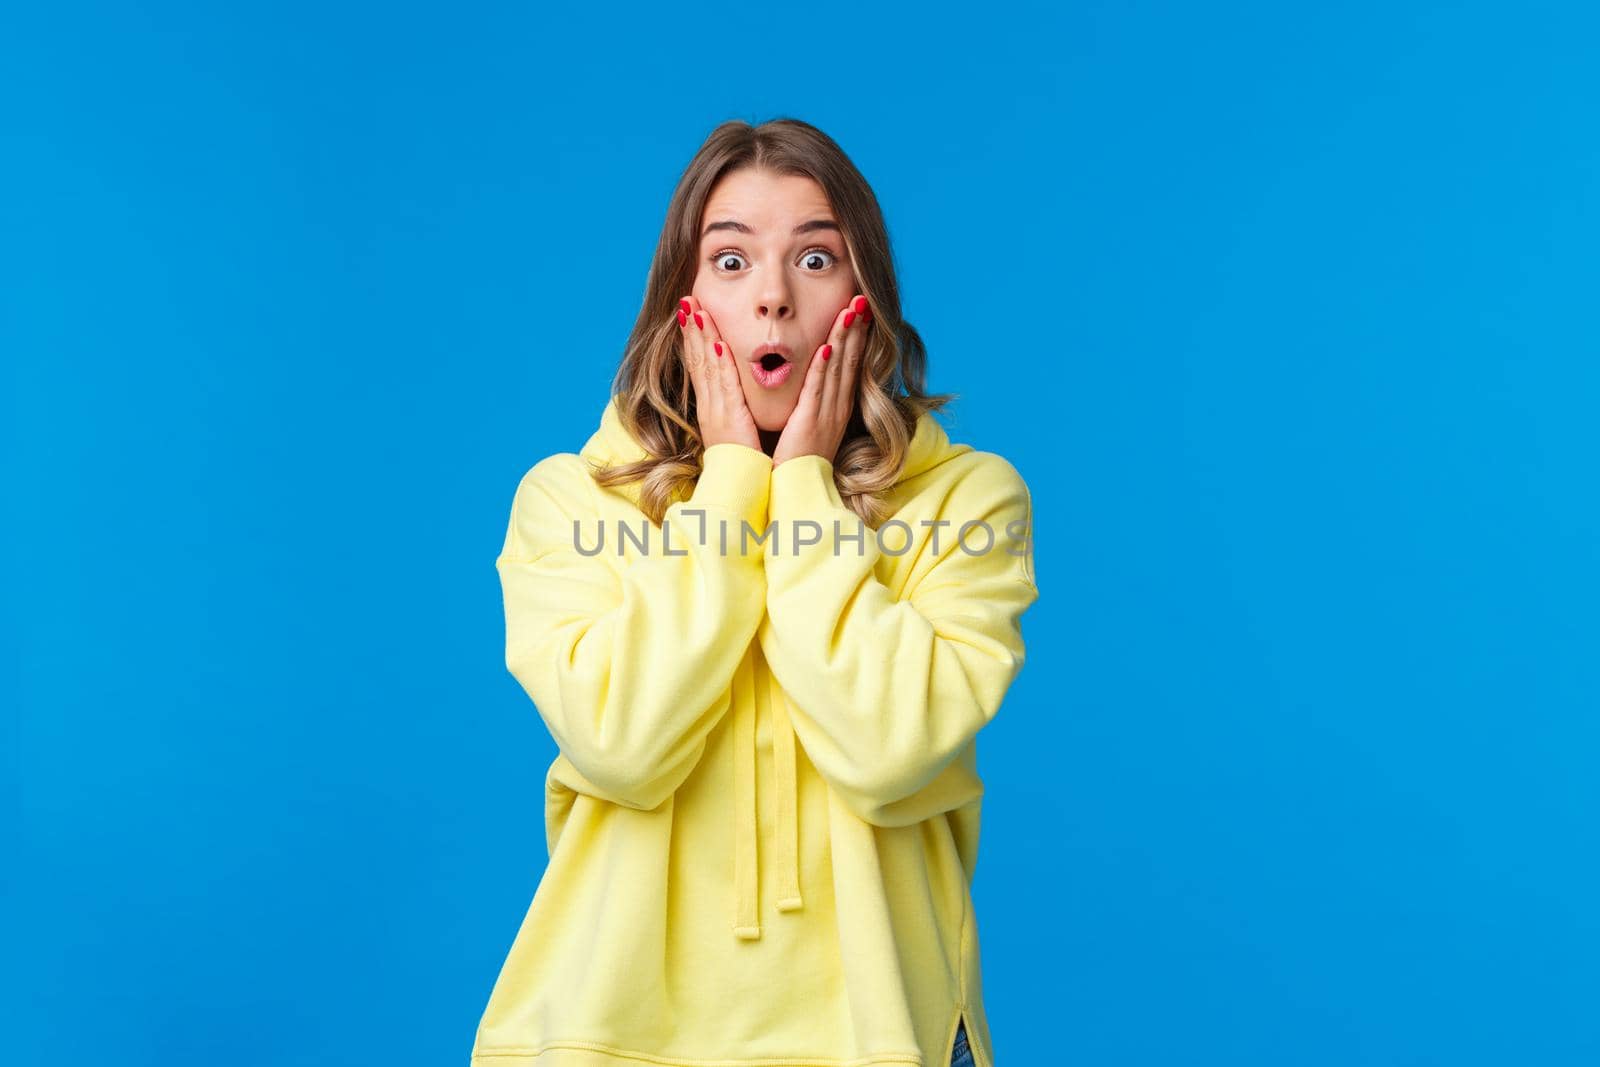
[
  {"xmin": 851, "ymin": 295, "xmax": 868, "ymax": 314},
  {"xmin": 676, "ymin": 309, "xmax": 687, "ymax": 327},
  {"xmin": 862, "ymin": 309, "xmax": 872, "ymax": 323},
  {"xmin": 714, "ymin": 342, "xmax": 723, "ymax": 357},
  {"xmin": 693, "ymin": 311, "xmax": 704, "ymax": 329},
  {"xmin": 679, "ymin": 298, "xmax": 692, "ymax": 315},
  {"xmin": 844, "ymin": 311, "xmax": 856, "ymax": 329},
  {"xmin": 822, "ymin": 344, "xmax": 833, "ymax": 361}
]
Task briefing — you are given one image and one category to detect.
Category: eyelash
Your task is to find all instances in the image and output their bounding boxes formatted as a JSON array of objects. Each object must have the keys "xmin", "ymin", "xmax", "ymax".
[{"xmin": 708, "ymin": 246, "xmax": 839, "ymax": 273}]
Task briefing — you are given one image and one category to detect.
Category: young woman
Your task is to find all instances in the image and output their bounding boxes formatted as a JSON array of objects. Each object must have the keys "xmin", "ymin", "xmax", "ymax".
[{"xmin": 472, "ymin": 118, "xmax": 1037, "ymax": 1067}]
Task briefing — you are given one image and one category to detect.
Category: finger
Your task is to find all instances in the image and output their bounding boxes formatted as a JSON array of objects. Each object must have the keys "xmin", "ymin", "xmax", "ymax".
[
  {"xmin": 677, "ymin": 296, "xmax": 711, "ymax": 417},
  {"xmin": 688, "ymin": 297, "xmax": 736, "ymax": 435},
  {"xmin": 693, "ymin": 305, "xmax": 740, "ymax": 409},
  {"xmin": 835, "ymin": 293, "xmax": 869, "ymax": 422},
  {"xmin": 796, "ymin": 336, "xmax": 831, "ymax": 426},
  {"xmin": 817, "ymin": 299, "xmax": 854, "ymax": 424},
  {"xmin": 712, "ymin": 337, "xmax": 747, "ymax": 429}
]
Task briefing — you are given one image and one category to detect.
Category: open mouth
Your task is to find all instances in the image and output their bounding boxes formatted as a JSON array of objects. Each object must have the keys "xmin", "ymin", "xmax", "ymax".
[{"xmin": 750, "ymin": 349, "xmax": 793, "ymax": 388}]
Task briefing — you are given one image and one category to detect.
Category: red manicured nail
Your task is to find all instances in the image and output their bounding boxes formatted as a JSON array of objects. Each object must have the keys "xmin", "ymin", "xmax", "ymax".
[
  {"xmin": 693, "ymin": 311, "xmax": 704, "ymax": 329},
  {"xmin": 851, "ymin": 295, "xmax": 868, "ymax": 314},
  {"xmin": 861, "ymin": 308, "xmax": 872, "ymax": 323},
  {"xmin": 821, "ymin": 344, "xmax": 833, "ymax": 361},
  {"xmin": 679, "ymin": 298, "xmax": 692, "ymax": 315},
  {"xmin": 844, "ymin": 310, "xmax": 856, "ymax": 328},
  {"xmin": 676, "ymin": 309, "xmax": 687, "ymax": 327},
  {"xmin": 714, "ymin": 342, "xmax": 723, "ymax": 357}
]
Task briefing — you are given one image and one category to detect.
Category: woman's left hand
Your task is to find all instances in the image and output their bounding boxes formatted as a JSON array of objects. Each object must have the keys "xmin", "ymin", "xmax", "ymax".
[{"xmin": 772, "ymin": 294, "xmax": 873, "ymax": 468}]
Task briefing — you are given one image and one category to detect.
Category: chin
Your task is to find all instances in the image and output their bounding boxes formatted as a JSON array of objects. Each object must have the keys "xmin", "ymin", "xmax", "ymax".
[{"xmin": 749, "ymin": 402, "xmax": 794, "ymax": 434}]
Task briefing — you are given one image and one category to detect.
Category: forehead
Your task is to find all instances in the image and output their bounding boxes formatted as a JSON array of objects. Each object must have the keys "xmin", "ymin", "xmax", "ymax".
[{"xmin": 701, "ymin": 169, "xmax": 834, "ymax": 234}]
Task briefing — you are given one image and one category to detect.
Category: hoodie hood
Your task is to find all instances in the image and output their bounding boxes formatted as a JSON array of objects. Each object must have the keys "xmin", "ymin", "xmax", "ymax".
[
  {"xmin": 580, "ymin": 394, "xmax": 972, "ymax": 493},
  {"xmin": 577, "ymin": 393, "xmax": 974, "ymax": 940}
]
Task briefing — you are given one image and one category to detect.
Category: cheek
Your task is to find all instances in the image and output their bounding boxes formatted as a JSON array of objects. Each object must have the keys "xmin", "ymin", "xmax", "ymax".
[
  {"xmin": 689, "ymin": 283, "xmax": 728, "ymax": 321},
  {"xmin": 818, "ymin": 281, "xmax": 856, "ymax": 328},
  {"xmin": 809, "ymin": 302, "xmax": 843, "ymax": 338},
  {"xmin": 689, "ymin": 265, "xmax": 712, "ymax": 305},
  {"xmin": 701, "ymin": 302, "xmax": 738, "ymax": 343}
]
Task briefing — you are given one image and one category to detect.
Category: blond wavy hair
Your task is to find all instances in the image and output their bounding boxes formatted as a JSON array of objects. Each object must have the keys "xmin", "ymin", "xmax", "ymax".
[{"xmin": 591, "ymin": 117, "xmax": 957, "ymax": 528}]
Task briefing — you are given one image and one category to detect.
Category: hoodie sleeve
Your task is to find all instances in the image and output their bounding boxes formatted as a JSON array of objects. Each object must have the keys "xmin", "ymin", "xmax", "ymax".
[
  {"xmin": 757, "ymin": 452, "xmax": 1038, "ymax": 826},
  {"xmin": 496, "ymin": 443, "xmax": 773, "ymax": 811}
]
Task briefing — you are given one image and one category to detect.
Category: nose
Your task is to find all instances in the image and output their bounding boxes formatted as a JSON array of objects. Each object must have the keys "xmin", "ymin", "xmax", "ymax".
[{"xmin": 757, "ymin": 271, "xmax": 794, "ymax": 321}]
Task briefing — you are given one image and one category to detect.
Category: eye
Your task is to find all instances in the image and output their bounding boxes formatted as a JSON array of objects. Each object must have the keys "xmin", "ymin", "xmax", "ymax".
[
  {"xmin": 799, "ymin": 247, "xmax": 838, "ymax": 271},
  {"xmin": 708, "ymin": 246, "xmax": 841, "ymax": 274}
]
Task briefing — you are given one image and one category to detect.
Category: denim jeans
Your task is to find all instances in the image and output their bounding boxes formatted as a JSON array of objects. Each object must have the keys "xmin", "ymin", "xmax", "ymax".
[{"xmin": 950, "ymin": 1018, "xmax": 975, "ymax": 1067}]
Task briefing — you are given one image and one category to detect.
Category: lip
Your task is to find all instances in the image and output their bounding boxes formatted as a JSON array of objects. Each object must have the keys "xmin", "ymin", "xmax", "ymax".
[
  {"xmin": 749, "ymin": 341, "xmax": 795, "ymax": 362},
  {"xmin": 749, "ymin": 341, "xmax": 796, "ymax": 389}
]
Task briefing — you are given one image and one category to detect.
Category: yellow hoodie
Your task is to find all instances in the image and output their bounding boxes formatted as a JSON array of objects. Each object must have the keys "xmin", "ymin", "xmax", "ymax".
[{"xmin": 472, "ymin": 395, "xmax": 1039, "ymax": 1067}]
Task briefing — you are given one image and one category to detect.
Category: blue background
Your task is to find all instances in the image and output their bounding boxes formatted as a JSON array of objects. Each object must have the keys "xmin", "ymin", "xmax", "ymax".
[{"xmin": 6, "ymin": 2, "xmax": 1596, "ymax": 1064}]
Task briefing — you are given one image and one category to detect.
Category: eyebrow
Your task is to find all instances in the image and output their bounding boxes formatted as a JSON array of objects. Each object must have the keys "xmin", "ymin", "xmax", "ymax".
[{"xmin": 701, "ymin": 218, "xmax": 841, "ymax": 240}]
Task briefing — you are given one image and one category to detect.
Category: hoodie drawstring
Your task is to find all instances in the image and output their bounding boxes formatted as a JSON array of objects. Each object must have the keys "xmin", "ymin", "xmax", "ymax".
[{"xmin": 733, "ymin": 646, "xmax": 803, "ymax": 940}]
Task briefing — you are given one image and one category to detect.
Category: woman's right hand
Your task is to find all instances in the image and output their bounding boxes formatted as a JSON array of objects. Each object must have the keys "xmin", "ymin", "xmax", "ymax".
[{"xmin": 677, "ymin": 296, "xmax": 763, "ymax": 452}]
